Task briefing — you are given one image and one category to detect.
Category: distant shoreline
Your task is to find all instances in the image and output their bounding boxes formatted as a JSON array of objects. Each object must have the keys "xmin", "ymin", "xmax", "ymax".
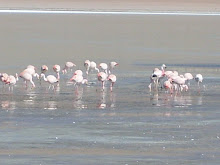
[
  {"xmin": 0, "ymin": 9, "xmax": 220, "ymax": 16},
  {"xmin": 0, "ymin": 0, "xmax": 219, "ymax": 14}
]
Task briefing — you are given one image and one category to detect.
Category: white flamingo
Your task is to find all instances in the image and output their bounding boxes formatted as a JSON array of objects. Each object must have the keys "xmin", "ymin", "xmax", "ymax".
[
  {"xmin": 195, "ymin": 74, "xmax": 203, "ymax": 87},
  {"xmin": 84, "ymin": 60, "xmax": 99, "ymax": 75},
  {"xmin": 40, "ymin": 73, "xmax": 59, "ymax": 90},
  {"xmin": 99, "ymin": 63, "xmax": 108, "ymax": 74},
  {"xmin": 62, "ymin": 62, "xmax": 76, "ymax": 74},
  {"xmin": 109, "ymin": 62, "xmax": 118, "ymax": 74}
]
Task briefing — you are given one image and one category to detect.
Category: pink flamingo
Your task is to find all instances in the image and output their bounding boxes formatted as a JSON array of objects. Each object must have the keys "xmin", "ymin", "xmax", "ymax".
[
  {"xmin": 5, "ymin": 74, "xmax": 19, "ymax": 91},
  {"xmin": 0, "ymin": 73, "xmax": 9, "ymax": 84},
  {"xmin": 53, "ymin": 64, "xmax": 61, "ymax": 80},
  {"xmin": 171, "ymin": 76, "xmax": 186, "ymax": 92},
  {"xmin": 70, "ymin": 69, "xmax": 88, "ymax": 86},
  {"xmin": 62, "ymin": 62, "xmax": 76, "ymax": 74},
  {"xmin": 41, "ymin": 65, "xmax": 49, "ymax": 74},
  {"xmin": 19, "ymin": 71, "xmax": 35, "ymax": 88},
  {"xmin": 163, "ymin": 79, "xmax": 173, "ymax": 94},
  {"xmin": 40, "ymin": 73, "xmax": 59, "ymax": 90},
  {"xmin": 107, "ymin": 74, "xmax": 116, "ymax": 92},
  {"xmin": 24, "ymin": 65, "xmax": 39, "ymax": 79},
  {"xmin": 97, "ymin": 72, "xmax": 107, "ymax": 91},
  {"xmin": 109, "ymin": 61, "xmax": 118, "ymax": 74},
  {"xmin": 84, "ymin": 60, "xmax": 99, "ymax": 75},
  {"xmin": 74, "ymin": 70, "xmax": 83, "ymax": 76},
  {"xmin": 70, "ymin": 74, "xmax": 88, "ymax": 86}
]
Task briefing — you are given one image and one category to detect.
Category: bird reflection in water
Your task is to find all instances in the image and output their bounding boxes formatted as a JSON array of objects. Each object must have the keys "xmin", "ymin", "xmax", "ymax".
[
  {"xmin": 150, "ymin": 91, "xmax": 160, "ymax": 106},
  {"xmin": 97, "ymin": 90, "xmax": 116, "ymax": 109},
  {"xmin": 150, "ymin": 90, "xmax": 203, "ymax": 108},
  {"xmin": 72, "ymin": 86, "xmax": 87, "ymax": 109},
  {"xmin": 44, "ymin": 101, "xmax": 57, "ymax": 110},
  {"xmin": 98, "ymin": 90, "xmax": 106, "ymax": 109},
  {"xmin": 1, "ymin": 100, "xmax": 16, "ymax": 110}
]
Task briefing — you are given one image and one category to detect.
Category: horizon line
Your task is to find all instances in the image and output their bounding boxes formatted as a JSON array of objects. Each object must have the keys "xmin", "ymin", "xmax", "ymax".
[{"xmin": 0, "ymin": 9, "xmax": 220, "ymax": 16}]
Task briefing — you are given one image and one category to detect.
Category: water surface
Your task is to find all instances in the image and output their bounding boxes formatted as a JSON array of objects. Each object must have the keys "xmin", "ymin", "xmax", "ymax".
[{"xmin": 0, "ymin": 13, "xmax": 220, "ymax": 165}]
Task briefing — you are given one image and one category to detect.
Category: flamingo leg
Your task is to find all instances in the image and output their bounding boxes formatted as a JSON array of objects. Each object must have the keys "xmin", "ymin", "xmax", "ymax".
[
  {"xmin": 110, "ymin": 82, "xmax": 114, "ymax": 92},
  {"xmin": 30, "ymin": 79, "xmax": 35, "ymax": 88},
  {"xmin": 102, "ymin": 81, "xmax": 105, "ymax": 91}
]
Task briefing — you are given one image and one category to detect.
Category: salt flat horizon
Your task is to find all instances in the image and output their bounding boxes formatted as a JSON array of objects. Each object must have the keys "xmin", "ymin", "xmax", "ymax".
[{"xmin": 1, "ymin": 9, "xmax": 220, "ymax": 16}]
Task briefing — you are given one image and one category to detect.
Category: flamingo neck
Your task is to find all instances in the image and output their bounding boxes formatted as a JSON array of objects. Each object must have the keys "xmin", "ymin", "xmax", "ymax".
[
  {"xmin": 57, "ymin": 72, "xmax": 60, "ymax": 80},
  {"xmin": 41, "ymin": 74, "xmax": 48, "ymax": 82}
]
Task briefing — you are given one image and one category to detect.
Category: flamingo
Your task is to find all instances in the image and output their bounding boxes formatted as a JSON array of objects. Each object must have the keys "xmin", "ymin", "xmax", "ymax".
[
  {"xmin": 184, "ymin": 73, "xmax": 193, "ymax": 85},
  {"xmin": 99, "ymin": 63, "xmax": 108, "ymax": 74},
  {"xmin": 0, "ymin": 73, "xmax": 9, "ymax": 84},
  {"xmin": 41, "ymin": 65, "xmax": 49, "ymax": 74},
  {"xmin": 70, "ymin": 74, "xmax": 88, "ymax": 86},
  {"xmin": 195, "ymin": 74, "xmax": 203, "ymax": 87},
  {"xmin": 163, "ymin": 79, "xmax": 173, "ymax": 94},
  {"xmin": 148, "ymin": 64, "xmax": 166, "ymax": 91},
  {"xmin": 107, "ymin": 74, "xmax": 116, "ymax": 92},
  {"xmin": 171, "ymin": 76, "xmax": 186, "ymax": 92},
  {"xmin": 109, "ymin": 61, "xmax": 118, "ymax": 74},
  {"xmin": 62, "ymin": 62, "xmax": 76, "ymax": 74},
  {"xmin": 53, "ymin": 64, "xmax": 61, "ymax": 80},
  {"xmin": 19, "ymin": 71, "xmax": 35, "ymax": 88},
  {"xmin": 5, "ymin": 74, "xmax": 19, "ymax": 91},
  {"xmin": 40, "ymin": 73, "xmax": 59, "ymax": 90},
  {"xmin": 84, "ymin": 60, "xmax": 99, "ymax": 75},
  {"xmin": 97, "ymin": 72, "xmax": 107, "ymax": 91},
  {"xmin": 23, "ymin": 65, "xmax": 39, "ymax": 79},
  {"xmin": 74, "ymin": 70, "xmax": 83, "ymax": 76}
]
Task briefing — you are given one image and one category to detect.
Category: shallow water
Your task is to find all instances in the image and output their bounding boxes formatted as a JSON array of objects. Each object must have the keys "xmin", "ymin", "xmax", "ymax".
[{"xmin": 0, "ymin": 13, "xmax": 220, "ymax": 164}]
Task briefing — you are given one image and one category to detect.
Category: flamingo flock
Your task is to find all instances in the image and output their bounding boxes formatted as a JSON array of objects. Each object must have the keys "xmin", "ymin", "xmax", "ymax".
[
  {"xmin": 0, "ymin": 60, "xmax": 119, "ymax": 92},
  {"xmin": 0, "ymin": 61, "xmax": 204, "ymax": 94},
  {"xmin": 148, "ymin": 64, "xmax": 204, "ymax": 94}
]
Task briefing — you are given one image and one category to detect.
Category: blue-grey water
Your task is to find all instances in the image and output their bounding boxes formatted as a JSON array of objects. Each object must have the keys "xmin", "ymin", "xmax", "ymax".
[{"xmin": 0, "ymin": 13, "xmax": 220, "ymax": 165}]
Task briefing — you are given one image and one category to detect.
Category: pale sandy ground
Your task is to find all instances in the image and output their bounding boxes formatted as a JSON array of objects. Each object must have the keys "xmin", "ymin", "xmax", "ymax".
[{"xmin": 0, "ymin": 0, "xmax": 220, "ymax": 12}]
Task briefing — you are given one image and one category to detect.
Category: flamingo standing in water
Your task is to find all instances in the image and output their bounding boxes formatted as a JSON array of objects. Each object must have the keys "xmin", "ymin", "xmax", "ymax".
[
  {"xmin": 19, "ymin": 71, "xmax": 36, "ymax": 88},
  {"xmin": 109, "ymin": 61, "xmax": 118, "ymax": 74},
  {"xmin": 184, "ymin": 73, "xmax": 193, "ymax": 85},
  {"xmin": 19, "ymin": 65, "xmax": 39, "ymax": 88},
  {"xmin": 99, "ymin": 63, "xmax": 108, "ymax": 74},
  {"xmin": 5, "ymin": 74, "xmax": 19, "ymax": 91},
  {"xmin": 53, "ymin": 64, "xmax": 61, "ymax": 80},
  {"xmin": 70, "ymin": 74, "xmax": 88, "ymax": 86},
  {"xmin": 163, "ymin": 78, "xmax": 173, "ymax": 94},
  {"xmin": 84, "ymin": 60, "xmax": 99, "ymax": 75},
  {"xmin": 195, "ymin": 74, "xmax": 203, "ymax": 87},
  {"xmin": 149, "ymin": 64, "xmax": 166, "ymax": 91},
  {"xmin": 40, "ymin": 73, "xmax": 59, "ymax": 90},
  {"xmin": 97, "ymin": 72, "xmax": 107, "ymax": 91},
  {"xmin": 107, "ymin": 74, "xmax": 116, "ymax": 92},
  {"xmin": 62, "ymin": 62, "xmax": 76, "ymax": 74},
  {"xmin": 24, "ymin": 65, "xmax": 39, "ymax": 79},
  {"xmin": 70, "ymin": 69, "xmax": 88, "ymax": 86},
  {"xmin": 171, "ymin": 75, "xmax": 187, "ymax": 92}
]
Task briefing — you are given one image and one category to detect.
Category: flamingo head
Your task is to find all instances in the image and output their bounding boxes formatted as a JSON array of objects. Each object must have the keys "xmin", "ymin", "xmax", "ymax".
[{"xmin": 161, "ymin": 64, "xmax": 167, "ymax": 71}]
